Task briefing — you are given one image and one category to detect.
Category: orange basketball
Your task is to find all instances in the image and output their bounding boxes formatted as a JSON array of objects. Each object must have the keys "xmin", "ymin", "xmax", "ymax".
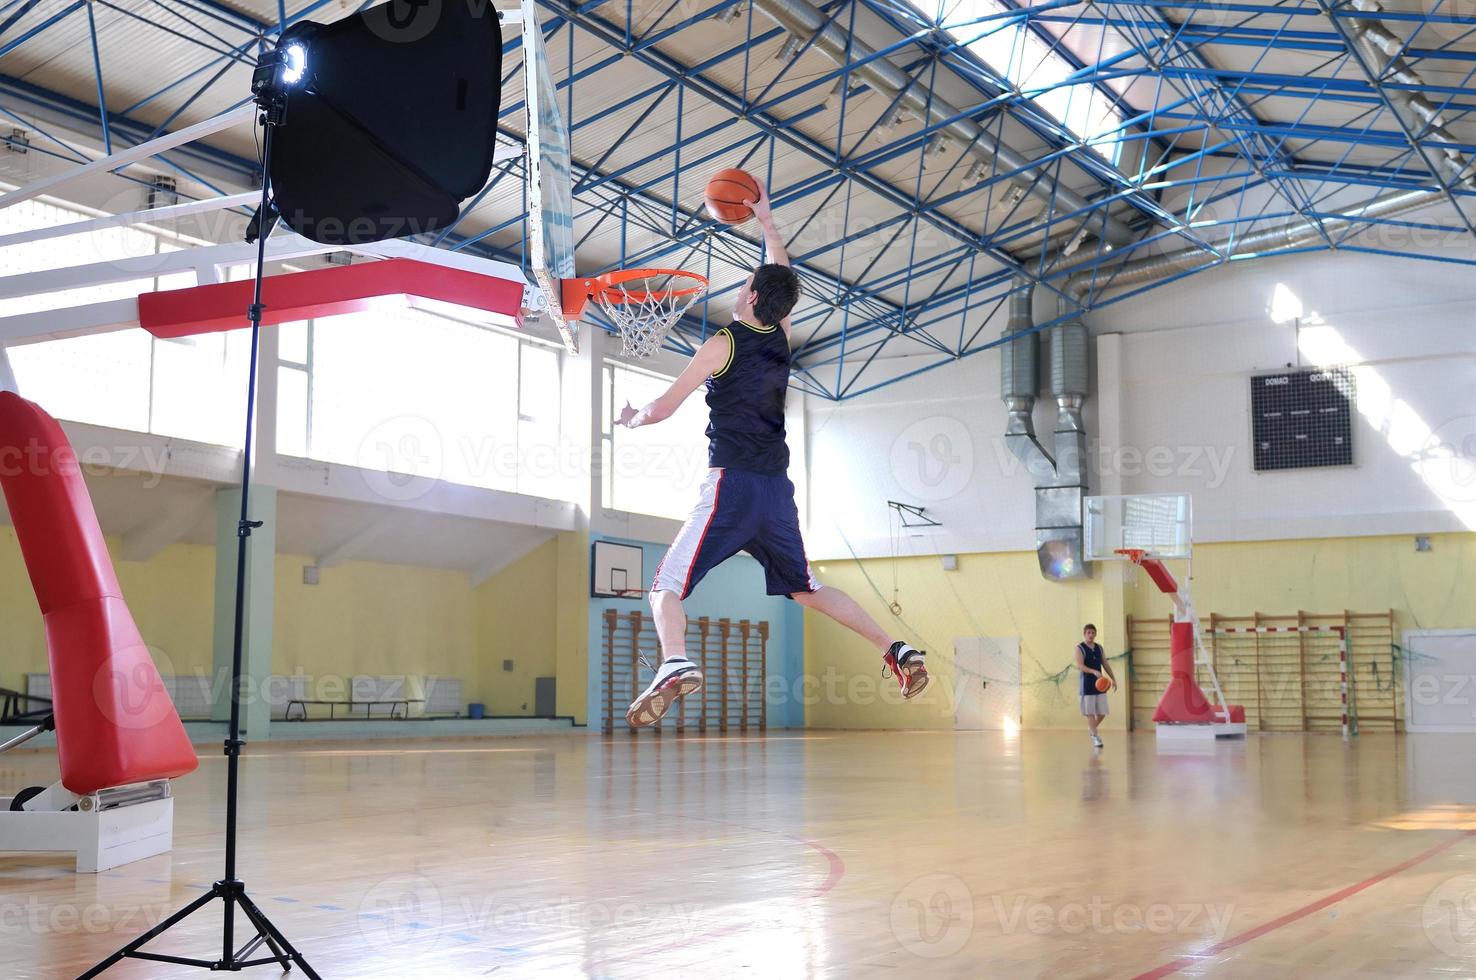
[
  {"xmin": 1095, "ymin": 676, "xmax": 1112, "ymax": 693},
  {"xmin": 705, "ymin": 168, "xmax": 761, "ymax": 224}
]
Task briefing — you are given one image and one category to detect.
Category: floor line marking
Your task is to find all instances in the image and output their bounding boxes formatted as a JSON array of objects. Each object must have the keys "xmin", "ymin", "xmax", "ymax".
[{"xmin": 1134, "ymin": 829, "xmax": 1476, "ymax": 980}]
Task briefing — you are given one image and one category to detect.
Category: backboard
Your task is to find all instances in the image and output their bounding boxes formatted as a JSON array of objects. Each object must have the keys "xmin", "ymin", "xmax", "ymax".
[
  {"xmin": 592, "ymin": 540, "xmax": 645, "ymax": 598},
  {"xmin": 1083, "ymin": 493, "xmax": 1192, "ymax": 561},
  {"xmin": 522, "ymin": 0, "xmax": 577, "ymax": 354}
]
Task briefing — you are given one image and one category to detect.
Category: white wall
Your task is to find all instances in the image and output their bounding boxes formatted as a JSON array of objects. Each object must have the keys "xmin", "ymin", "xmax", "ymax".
[
  {"xmin": 805, "ymin": 347, "xmax": 1040, "ymax": 559},
  {"xmin": 806, "ymin": 248, "xmax": 1476, "ymax": 558}
]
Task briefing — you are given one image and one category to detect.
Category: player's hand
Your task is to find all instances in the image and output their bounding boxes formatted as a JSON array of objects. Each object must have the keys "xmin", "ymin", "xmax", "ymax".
[
  {"xmin": 744, "ymin": 183, "xmax": 773, "ymax": 226},
  {"xmin": 616, "ymin": 401, "xmax": 639, "ymax": 428}
]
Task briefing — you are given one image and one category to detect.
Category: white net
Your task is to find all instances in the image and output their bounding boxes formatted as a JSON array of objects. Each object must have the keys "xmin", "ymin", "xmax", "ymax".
[{"xmin": 594, "ymin": 271, "xmax": 707, "ymax": 358}]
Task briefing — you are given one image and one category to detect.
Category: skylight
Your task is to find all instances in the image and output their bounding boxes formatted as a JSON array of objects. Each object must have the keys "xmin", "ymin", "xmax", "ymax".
[{"xmin": 932, "ymin": 0, "xmax": 1127, "ymax": 164}]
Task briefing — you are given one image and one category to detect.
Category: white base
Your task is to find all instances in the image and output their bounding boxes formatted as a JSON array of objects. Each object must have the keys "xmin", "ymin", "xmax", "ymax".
[
  {"xmin": 1155, "ymin": 722, "xmax": 1248, "ymax": 741},
  {"xmin": 0, "ymin": 796, "xmax": 175, "ymax": 873}
]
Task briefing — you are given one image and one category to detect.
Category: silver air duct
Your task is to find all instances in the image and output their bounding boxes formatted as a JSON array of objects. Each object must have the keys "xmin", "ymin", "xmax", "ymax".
[
  {"xmin": 999, "ymin": 277, "xmax": 1092, "ymax": 579},
  {"xmin": 1062, "ymin": 188, "xmax": 1441, "ymax": 300},
  {"xmin": 749, "ymin": 0, "xmax": 1137, "ymax": 248},
  {"xmin": 1036, "ymin": 302, "xmax": 1089, "ymax": 579},
  {"xmin": 1000, "ymin": 279, "xmax": 1054, "ymax": 482}
]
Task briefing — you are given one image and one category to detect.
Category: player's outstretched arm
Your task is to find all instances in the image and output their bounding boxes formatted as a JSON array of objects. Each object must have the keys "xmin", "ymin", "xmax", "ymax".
[
  {"xmin": 745, "ymin": 183, "xmax": 789, "ymax": 268},
  {"xmin": 617, "ymin": 331, "xmax": 731, "ymax": 428}
]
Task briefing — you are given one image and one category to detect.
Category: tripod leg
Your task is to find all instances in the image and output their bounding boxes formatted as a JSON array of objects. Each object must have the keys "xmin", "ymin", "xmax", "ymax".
[
  {"xmin": 234, "ymin": 892, "xmax": 290, "ymax": 969},
  {"xmin": 77, "ymin": 887, "xmax": 220, "ymax": 980},
  {"xmin": 236, "ymin": 891, "xmax": 323, "ymax": 980}
]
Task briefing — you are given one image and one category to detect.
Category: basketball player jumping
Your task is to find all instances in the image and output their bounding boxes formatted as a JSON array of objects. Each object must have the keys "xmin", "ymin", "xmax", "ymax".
[{"xmin": 616, "ymin": 181, "xmax": 927, "ymax": 727}]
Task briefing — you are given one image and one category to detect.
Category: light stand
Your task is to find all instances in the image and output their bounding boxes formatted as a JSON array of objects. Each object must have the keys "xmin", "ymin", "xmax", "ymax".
[{"xmin": 82, "ymin": 45, "xmax": 321, "ymax": 980}]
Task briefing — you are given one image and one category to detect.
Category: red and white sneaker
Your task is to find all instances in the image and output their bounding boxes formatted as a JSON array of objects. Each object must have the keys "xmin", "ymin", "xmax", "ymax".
[
  {"xmin": 626, "ymin": 656, "xmax": 704, "ymax": 728},
  {"xmin": 883, "ymin": 642, "xmax": 928, "ymax": 699}
]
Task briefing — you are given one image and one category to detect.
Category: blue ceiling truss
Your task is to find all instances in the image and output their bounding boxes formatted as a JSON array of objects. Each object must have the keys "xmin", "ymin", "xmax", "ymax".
[{"xmin": 0, "ymin": 0, "xmax": 1473, "ymax": 401}]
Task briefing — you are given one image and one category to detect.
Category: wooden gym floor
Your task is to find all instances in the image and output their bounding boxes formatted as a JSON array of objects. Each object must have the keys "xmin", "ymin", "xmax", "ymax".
[{"xmin": 5, "ymin": 730, "xmax": 1476, "ymax": 978}]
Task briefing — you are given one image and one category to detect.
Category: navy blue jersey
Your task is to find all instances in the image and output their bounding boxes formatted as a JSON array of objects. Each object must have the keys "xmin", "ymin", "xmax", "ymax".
[
  {"xmin": 1079, "ymin": 642, "xmax": 1105, "ymax": 695},
  {"xmin": 705, "ymin": 319, "xmax": 790, "ymax": 474}
]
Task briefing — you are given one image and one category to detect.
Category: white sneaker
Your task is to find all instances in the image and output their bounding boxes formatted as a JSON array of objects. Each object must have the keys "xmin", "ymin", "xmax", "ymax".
[
  {"xmin": 882, "ymin": 642, "xmax": 929, "ymax": 699},
  {"xmin": 1091, "ymin": 734, "xmax": 1104, "ymax": 748},
  {"xmin": 626, "ymin": 657, "xmax": 704, "ymax": 728}
]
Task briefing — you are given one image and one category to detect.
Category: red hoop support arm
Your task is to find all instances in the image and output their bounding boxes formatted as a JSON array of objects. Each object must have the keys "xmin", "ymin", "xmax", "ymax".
[
  {"xmin": 1115, "ymin": 549, "xmax": 1180, "ymax": 594},
  {"xmin": 138, "ymin": 258, "xmax": 525, "ymax": 338}
]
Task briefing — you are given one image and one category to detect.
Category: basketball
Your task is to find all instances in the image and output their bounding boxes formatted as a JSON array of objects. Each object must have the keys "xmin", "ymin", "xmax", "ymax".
[
  {"xmin": 705, "ymin": 168, "xmax": 761, "ymax": 223},
  {"xmin": 1095, "ymin": 676, "xmax": 1112, "ymax": 693}
]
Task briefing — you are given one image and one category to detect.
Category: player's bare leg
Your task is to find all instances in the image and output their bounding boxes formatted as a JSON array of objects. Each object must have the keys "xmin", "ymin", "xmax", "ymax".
[
  {"xmin": 791, "ymin": 586, "xmax": 929, "ymax": 699},
  {"xmin": 650, "ymin": 588, "xmax": 689, "ymax": 659},
  {"xmin": 625, "ymin": 588, "xmax": 704, "ymax": 727}
]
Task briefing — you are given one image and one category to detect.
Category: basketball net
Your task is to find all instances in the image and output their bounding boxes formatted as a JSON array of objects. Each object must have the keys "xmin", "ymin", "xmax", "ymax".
[{"xmin": 593, "ymin": 269, "xmax": 707, "ymax": 358}]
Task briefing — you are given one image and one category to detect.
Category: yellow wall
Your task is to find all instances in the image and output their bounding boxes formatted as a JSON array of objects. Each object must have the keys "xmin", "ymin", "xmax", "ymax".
[
  {"xmin": 0, "ymin": 527, "xmax": 55, "ymax": 687},
  {"xmin": 0, "ymin": 527, "xmax": 578, "ymax": 718},
  {"xmin": 1129, "ymin": 533, "xmax": 1475, "ymax": 633},
  {"xmin": 272, "ymin": 552, "xmax": 481, "ymax": 700},
  {"xmin": 806, "ymin": 532, "xmax": 1475, "ymax": 731},
  {"xmin": 805, "ymin": 552, "xmax": 1112, "ymax": 731},
  {"xmin": 474, "ymin": 537, "xmax": 560, "ymax": 715},
  {"xmin": 0, "ymin": 530, "xmax": 217, "ymax": 689}
]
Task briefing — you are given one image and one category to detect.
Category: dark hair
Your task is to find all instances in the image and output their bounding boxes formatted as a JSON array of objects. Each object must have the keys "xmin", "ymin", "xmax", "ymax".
[
  {"xmin": 1083, "ymin": 624, "xmax": 1097, "ymax": 633},
  {"xmin": 751, "ymin": 263, "xmax": 800, "ymax": 327}
]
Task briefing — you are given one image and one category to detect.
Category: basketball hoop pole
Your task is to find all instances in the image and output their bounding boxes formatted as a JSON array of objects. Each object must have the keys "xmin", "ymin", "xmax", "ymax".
[
  {"xmin": 82, "ymin": 62, "xmax": 321, "ymax": 980},
  {"xmin": 1114, "ymin": 547, "xmax": 1235, "ymax": 727}
]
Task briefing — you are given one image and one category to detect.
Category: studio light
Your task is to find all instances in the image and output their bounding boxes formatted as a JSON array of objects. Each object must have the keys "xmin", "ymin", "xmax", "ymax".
[
  {"xmin": 266, "ymin": 0, "xmax": 504, "ymax": 245},
  {"xmin": 281, "ymin": 42, "xmax": 307, "ymax": 86}
]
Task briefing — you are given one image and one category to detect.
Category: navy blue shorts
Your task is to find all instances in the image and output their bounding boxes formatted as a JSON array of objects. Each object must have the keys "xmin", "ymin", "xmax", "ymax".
[{"xmin": 652, "ymin": 468, "xmax": 820, "ymax": 600}]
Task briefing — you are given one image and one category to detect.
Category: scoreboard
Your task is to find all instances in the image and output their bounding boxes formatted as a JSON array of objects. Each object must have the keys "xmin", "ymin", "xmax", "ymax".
[{"xmin": 1250, "ymin": 367, "xmax": 1356, "ymax": 471}]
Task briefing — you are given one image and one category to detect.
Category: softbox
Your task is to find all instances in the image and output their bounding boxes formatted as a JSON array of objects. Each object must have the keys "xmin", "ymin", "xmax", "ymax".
[{"xmin": 270, "ymin": 0, "xmax": 503, "ymax": 245}]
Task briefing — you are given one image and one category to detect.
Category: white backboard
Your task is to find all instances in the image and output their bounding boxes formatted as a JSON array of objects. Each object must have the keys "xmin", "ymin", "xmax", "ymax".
[
  {"xmin": 1083, "ymin": 493, "xmax": 1192, "ymax": 561},
  {"xmin": 523, "ymin": 0, "xmax": 577, "ymax": 353}
]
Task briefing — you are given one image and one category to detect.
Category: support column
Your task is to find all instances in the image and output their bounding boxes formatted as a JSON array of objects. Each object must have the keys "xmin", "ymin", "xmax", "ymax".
[
  {"xmin": 1095, "ymin": 332, "xmax": 1132, "ymax": 731},
  {"xmin": 557, "ymin": 320, "xmax": 596, "ymax": 726}
]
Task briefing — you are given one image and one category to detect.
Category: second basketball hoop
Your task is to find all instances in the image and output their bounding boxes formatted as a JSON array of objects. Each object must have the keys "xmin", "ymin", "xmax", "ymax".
[{"xmin": 564, "ymin": 268, "xmax": 707, "ymax": 358}]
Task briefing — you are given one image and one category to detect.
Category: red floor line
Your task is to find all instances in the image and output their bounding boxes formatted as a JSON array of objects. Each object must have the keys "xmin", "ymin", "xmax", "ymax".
[{"xmin": 1134, "ymin": 829, "xmax": 1476, "ymax": 980}]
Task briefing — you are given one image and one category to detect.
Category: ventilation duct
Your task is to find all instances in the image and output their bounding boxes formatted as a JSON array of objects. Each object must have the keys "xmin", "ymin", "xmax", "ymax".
[
  {"xmin": 1000, "ymin": 282, "xmax": 1053, "ymax": 483},
  {"xmin": 998, "ymin": 277, "xmax": 1092, "ymax": 579}
]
